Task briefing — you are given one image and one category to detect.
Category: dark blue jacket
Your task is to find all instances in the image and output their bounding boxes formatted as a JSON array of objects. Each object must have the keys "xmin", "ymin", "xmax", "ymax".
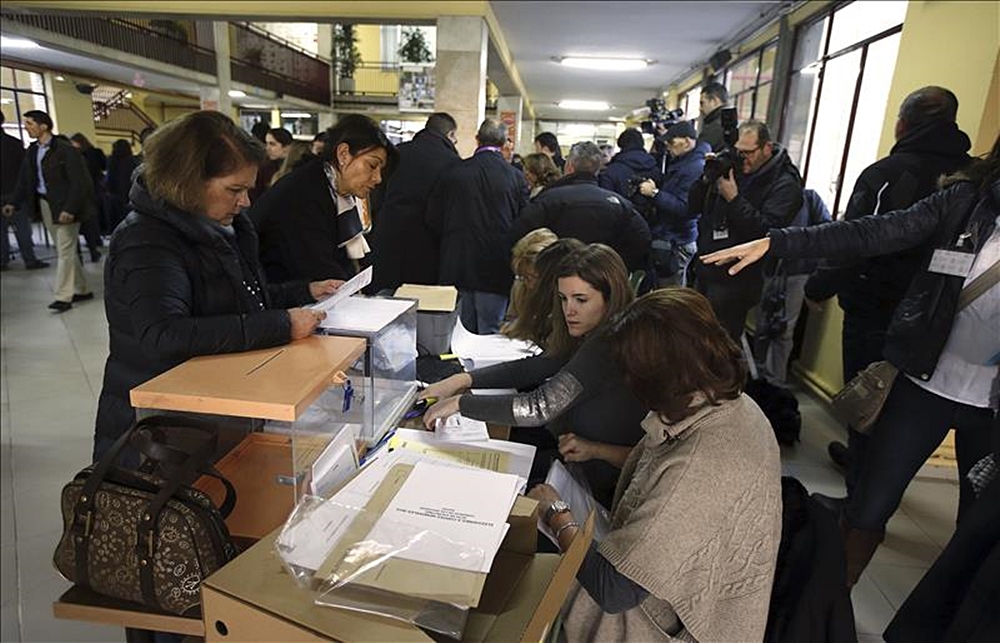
[
  {"xmin": 598, "ymin": 148, "xmax": 661, "ymax": 201},
  {"xmin": 649, "ymin": 140, "xmax": 709, "ymax": 245},
  {"xmin": 783, "ymin": 188, "xmax": 832, "ymax": 276}
]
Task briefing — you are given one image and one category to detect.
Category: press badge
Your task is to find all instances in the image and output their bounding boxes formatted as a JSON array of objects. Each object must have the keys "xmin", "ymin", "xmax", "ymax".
[
  {"xmin": 713, "ymin": 228, "xmax": 730, "ymax": 241},
  {"xmin": 927, "ymin": 249, "xmax": 975, "ymax": 278}
]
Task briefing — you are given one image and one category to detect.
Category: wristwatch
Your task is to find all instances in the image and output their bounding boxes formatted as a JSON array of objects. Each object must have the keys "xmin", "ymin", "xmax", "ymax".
[{"xmin": 543, "ymin": 500, "xmax": 571, "ymax": 525}]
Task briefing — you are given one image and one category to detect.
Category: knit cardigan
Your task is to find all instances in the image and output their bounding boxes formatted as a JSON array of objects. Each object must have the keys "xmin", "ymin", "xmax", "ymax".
[{"xmin": 563, "ymin": 393, "xmax": 783, "ymax": 642}]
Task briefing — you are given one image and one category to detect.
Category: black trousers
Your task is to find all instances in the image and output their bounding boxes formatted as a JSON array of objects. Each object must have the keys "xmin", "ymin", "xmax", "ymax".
[
  {"xmin": 697, "ymin": 273, "xmax": 763, "ymax": 343},
  {"xmin": 845, "ymin": 376, "xmax": 994, "ymax": 533}
]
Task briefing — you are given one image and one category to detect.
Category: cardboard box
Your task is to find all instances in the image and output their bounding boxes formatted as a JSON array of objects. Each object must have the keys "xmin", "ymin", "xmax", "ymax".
[
  {"xmin": 394, "ymin": 284, "xmax": 459, "ymax": 357},
  {"xmin": 201, "ymin": 498, "xmax": 594, "ymax": 642},
  {"xmin": 130, "ymin": 335, "xmax": 366, "ymax": 422}
]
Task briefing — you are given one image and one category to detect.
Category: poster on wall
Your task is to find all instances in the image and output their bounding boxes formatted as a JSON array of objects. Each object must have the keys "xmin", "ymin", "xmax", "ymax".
[
  {"xmin": 500, "ymin": 110, "xmax": 517, "ymax": 145},
  {"xmin": 398, "ymin": 64, "xmax": 435, "ymax": 112}
]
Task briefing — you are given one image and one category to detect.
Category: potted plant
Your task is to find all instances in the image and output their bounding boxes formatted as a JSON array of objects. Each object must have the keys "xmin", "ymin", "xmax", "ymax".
[
  {"xmin": 398, "ymin": 27, "xmax": 434, "ymax": 64},
  {"xmin": 333, "ymin": 24, "xmax": 363, "ymax": 94}
]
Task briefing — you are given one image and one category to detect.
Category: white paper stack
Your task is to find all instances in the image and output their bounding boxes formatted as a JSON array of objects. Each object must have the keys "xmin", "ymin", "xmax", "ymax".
[{"xmin": 450, "ymin": 316, "xmax": 540, "ymax": 369}]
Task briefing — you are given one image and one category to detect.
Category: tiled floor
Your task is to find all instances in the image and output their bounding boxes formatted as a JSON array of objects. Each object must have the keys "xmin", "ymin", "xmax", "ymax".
[{"xmin": 0, "ymin": 247, "xmax": 960, "ymax": 642}]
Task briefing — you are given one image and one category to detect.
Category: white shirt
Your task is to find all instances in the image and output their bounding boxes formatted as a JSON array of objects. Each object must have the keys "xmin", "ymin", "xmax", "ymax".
[{"xmin": 910, "ymin": 215, "xmax": 1000, "ymax": 408}]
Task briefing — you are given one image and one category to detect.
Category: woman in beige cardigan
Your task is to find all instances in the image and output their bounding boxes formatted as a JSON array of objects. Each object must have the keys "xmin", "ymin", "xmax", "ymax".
[{"xmin": 529, "ymin": 288, "xmax": 782, "ymax": 642}]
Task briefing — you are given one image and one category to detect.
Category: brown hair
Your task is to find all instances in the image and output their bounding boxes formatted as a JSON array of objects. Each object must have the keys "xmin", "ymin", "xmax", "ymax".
[
  {"xmin": 547, "ymin": 244, "xmax": 633, "ymax": 358},
  {"xmin": 505, "ymin": 228, "xmax": 559, "ymax": 327},
  {"xmin": 611, "ymin": 288, "xmax": 746, "ymax": 423},
  {"xmin": 271, "ymin": 140, "xmax": 312, "ymax": 186},
  {"xmin": 522, "ymin": 152, "xmax": 561, "ymax": 191},
  {"xmin": 503, "ymin": 237, "xmax": 585, "ymax": 347},
  {"xmin": 143, "ymin": 110, "xmax": 266, "ymax": 213}
]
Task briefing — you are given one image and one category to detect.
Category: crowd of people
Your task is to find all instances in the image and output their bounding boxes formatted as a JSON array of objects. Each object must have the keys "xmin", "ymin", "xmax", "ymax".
[{"xmin": 1, "ymin": 77, "xmax": 996, "ymax": 642}]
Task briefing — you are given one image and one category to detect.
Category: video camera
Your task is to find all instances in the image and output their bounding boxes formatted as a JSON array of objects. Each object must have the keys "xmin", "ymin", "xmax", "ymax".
[
  {"xmin": 640, "ymin": 98, "xmax": 684, "ymax": 135},
  {"xmin": 702, "ymin": 106, "xmax": 740, "ymax": 183}
]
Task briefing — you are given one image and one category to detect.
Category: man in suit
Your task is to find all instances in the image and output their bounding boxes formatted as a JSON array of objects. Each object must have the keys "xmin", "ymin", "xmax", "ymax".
[
  {"xmin": 4, "ymin": 110, "xmax": 92, "ymax": 311},
  {"xmin": 0, "ymin": 111, "xmax": 48, "ymax": 271},
  {"xmin": 429, "ymin": 118, "xmax": 529, "ymax": 333}
]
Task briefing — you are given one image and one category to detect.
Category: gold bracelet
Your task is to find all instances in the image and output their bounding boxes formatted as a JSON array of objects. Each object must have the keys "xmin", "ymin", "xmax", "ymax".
[{"xmin": 554, "ymin": 521, "xmax": 580, "ymax": 541}]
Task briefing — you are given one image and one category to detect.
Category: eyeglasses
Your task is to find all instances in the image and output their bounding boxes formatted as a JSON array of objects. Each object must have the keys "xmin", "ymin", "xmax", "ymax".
[{"xmin": 736, "ymin": 146, "xmax": 762, "ymax": 159}]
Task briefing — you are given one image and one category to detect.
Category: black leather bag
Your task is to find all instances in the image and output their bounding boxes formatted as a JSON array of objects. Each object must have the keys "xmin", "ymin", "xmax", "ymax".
[{"xmin": 53, "ymin": 416, "xmax": 238, "ymax": 616}]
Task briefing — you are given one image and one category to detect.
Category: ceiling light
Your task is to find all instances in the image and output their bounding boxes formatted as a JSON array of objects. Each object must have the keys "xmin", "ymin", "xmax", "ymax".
[
  {"xmin": 55, "ymin": 75, "xmax": 66, "ymax": 81},
  {"xmin": 558, "ymin": 100, "xmax": 610, "ymax": 111},
  {"xmin": 558, "ymin": 57, "xmax": 649, "ymax": 71},
  {"xmin": 228, "ymin": 89, "xmax": 246, "ymax": 98},
  {"xmin": 1, "ymin": 36, "xmax": 40, "ymax": 49},
  {"xmin": 281, "ymin": 112, "xmax": 313, "ymax": 119}
]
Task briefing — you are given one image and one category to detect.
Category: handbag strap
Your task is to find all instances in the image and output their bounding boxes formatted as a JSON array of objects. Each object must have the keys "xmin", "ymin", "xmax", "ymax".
[{"xmin": 957, "ymin": 259, "xmax": 1000, "ymax": 312}]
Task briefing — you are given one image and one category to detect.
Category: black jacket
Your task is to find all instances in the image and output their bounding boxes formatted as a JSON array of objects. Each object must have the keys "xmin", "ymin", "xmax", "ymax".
[
  {"xmin": 770, "ymin": 180, "xmax": 996, "ymax": 382},
  {"xmin": 693, "ymin": 144, "xmax": 803, "ymax": 286},
  {"xmin": 429, "ymin": 149, "xmax": 529, "ymax": 294},
  {"xmin": 1, "ymin": 132, "xmax": 24, "ymax": 201},
  {"xmin": 8, "ymin": 135, "xmax": 94, "ymax": 223},
  {"xmin": 96, "ymin": 176, "xmax": 312, "ymax": 442},
  {"xmin": 249, "ymin": 158, "xmax": 357, "ymax": 283},
  {"xmin": 805, "ymin": 120, "xmax": 972, "ymax": 318},
  {"xmin": 698, "ymin": 107, "xmax": 727, "ymax": 153},
  {"xmin": 598, "ymin": 148, "xmax": 661, "ymax": 202},
  {"xmin": 369, "ymin": 128, "xmax": 460, "ymax": 292},
  {"xmin": 509, "ymin": 172, "xmax": 651, "ymax": 271}
]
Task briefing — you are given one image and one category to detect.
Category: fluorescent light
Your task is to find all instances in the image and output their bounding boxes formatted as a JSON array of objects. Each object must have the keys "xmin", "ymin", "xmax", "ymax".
[
  {"xmin": 280, "ymin": 112, "xmax": 313, "ymax": 119},
  {"xmin": 559, "ymin": 57, "xmax": 649, "ymax": 71},
  {"xmin": 243, "ymin": 103, "xmax": 272, "ymax": 109},
  {"xmin": 228, "ymin": 89, "xmax": 246, "ymax": 98},
  {"xmin": 558, "ymin": 100, "xmax": 610, "ymax": 111},
  {"xmin": 1, "ymin": 36, "xmax": 40, "ymax": 49},
  {"xmin": 55, "ymin": 75, "xmax": 66, "ymax": 81}
]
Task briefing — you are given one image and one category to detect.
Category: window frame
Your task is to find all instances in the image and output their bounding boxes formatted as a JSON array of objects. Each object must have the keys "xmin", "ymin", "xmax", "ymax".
[{"xmin": 1, "ymin": 64, "xmax": 51, "ymax": 145}]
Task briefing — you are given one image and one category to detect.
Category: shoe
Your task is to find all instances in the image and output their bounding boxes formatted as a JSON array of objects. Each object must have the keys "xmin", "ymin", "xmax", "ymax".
[
  {"xmin": 25, "ymin": 260, "xmax": 49, "ymax": 270},
  {"xmin": 72, "ymin": 292, "xmax": 94, "ymax": 303},
  {"xmin": 812, "ymin": 492, "xmax": 846, "ymax": 515},
  {"xmin": 828, "ymin": 441, "xmax": 850, "ymax": 469},
  {"xmin": 48, "ymin": 300, "xmax": 72, "ymax": 313}
]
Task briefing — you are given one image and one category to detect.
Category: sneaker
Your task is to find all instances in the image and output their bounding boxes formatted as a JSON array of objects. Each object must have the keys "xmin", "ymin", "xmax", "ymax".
[
  {"xmin": 48, "ymin": 300, "xmax": 72, "ymax": 313},
  {"xmin": 25, "ymin": 260, "xmax": 50, "ymax": 270},
  {"xmin": 828, "ymin": 441, "xmax": 850, "ymax": 469},
  {"xmin": 72, "ymin": 292, "xmax": 95, "ymax": 303}
]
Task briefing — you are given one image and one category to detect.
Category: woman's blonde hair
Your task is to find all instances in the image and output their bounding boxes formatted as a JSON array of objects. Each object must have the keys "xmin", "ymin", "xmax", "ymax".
[
  {"xmin": 504, "ymin": 238, "xmax": 586, "ymax": 347},
  {"xmin": 271, "ymin": 140, "xmax": 312, "ymax": 186},
  {"xmin": 523, "ymin": 152, "xmax": 561, "ymax": 191},
  {"xmin": 547, "ymin": 244, "xmax": 634, "ymax": 359},
  {"xmin": 142, "ymin": 110, "xmax": 266, "ymax": 213},
  {"xmin": 504, "ymin": 228, "xmax": 558, "ymax": 330}
]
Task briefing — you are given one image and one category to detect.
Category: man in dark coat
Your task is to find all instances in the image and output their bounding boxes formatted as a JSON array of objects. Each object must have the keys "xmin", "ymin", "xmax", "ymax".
[
  {"xmin": 691, "ymin": 119, "xmax": 803, "ymax": 340},
  {"xmin": 4, "ymin": 110, "xmax": 93, "ymax": 311},
  {"xmin": 429, "ymin": 118, "xmax": 529, "ymax": 333},
  {"xmin": 0, "ymin": 111, "xmax": 47, "ymax": 270},
  {"xmin": 369, "ymin": 112, "xmax": 460, "ymax": 293},
  {"xmin": 805, "ymin": 86, "xmax": 973, "ymax": 503},
  {"xmin": 697, "ymin": 82, "xmax": 729, "ymax": 153},
  {"xmin": 509, "ymin": 141, "xmax": 651, "ymax": 272},
  {"xmin": 598, "ymin": 127, "xmax": 661, "ymax": 205}
]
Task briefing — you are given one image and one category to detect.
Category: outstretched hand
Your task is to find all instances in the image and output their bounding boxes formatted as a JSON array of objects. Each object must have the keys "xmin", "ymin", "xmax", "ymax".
[{"xmin": 701, "ymin": 237, "xmax": 772, "ymax": 275}]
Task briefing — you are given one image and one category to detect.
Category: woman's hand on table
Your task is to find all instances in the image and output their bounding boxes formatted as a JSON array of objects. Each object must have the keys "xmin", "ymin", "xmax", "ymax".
[
  {"xmin": 558, "ymin": 433, "xmax": 598, "ymax": 463},
  {"xmin": 422, "ymin": 395, "xmax": 461, "ymax": 429},
  {"xmin": 527, "ymin": 483, "xmax": 562, "ymax": 516},
  {"xmin": 419, "ymin": 373, "xmax": 472, "ymax": 401},
  {"xmin": 288, "ymin": 307, "xmax": 325, "ymax": 340},
  {"xmin": 309, "ymin": 279, "xmax": 345, "ymax": 301}
]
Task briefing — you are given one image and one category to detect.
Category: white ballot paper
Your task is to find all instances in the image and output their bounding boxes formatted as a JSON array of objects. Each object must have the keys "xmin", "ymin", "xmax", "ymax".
[
  {"xmin": 450, "ymin": 316, "xmax": 539, "ymax": 369},
  {"xmin": 539, "ymin": 460, "xmax": 611, "ymax": 545},
  {"xmin": 310, "ymin": 265, "xmax": 373, "ymax": 313},
  {"xmin": 310, "ymin": 428, "xmax": 359, "ymax": 498},
  {"xmin": 318, "ymin": 296, "xmax": 414, "ymax": 332},
  {"xmin": 434, "ymin": 413, "xmax": 490, "ymax": 442},
  {"xmin": 365, "ymin": 461, "xmax": 521, "ymax": 573}
]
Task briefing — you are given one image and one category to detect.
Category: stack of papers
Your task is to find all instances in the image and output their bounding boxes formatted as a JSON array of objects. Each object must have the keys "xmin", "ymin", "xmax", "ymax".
[
  {"xmin": 538, "ymin": 461, "xmax": 611, "ymax": 545},
  {"xmin": 387, "ymin": 428, "xmax": 535, "ymax": 488},
  {"xmin": 432, "ymin": 413, "xmax": 490, "ymax": 442},
  {"xmin": 308, "ymin": 266, "xmax": 414, "ymax": 333},
  {"xmin": 450, "ymin": 316, "xmax": 540, "ymax": 369}
]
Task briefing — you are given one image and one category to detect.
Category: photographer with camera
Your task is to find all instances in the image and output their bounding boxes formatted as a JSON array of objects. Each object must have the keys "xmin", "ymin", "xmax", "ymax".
[
  {"xmin": 691, "ymin": 119, "xmax": 803, "ymax": 341},
  {"xmin": 599, "ymin": 128, "xmax": 662, "ymax": 206},
  {"xmin": 637, "ymin": 121, "xmax": 710, "ymax": 286}
]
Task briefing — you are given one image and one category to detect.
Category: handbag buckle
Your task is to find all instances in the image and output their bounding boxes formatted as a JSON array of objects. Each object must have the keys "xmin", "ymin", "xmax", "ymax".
[
  {"xmin": 72, "ymin": 510, "xmax": 93, "ymax": 538},
  {"xmin": 147, "ymin": 531, "xmax": 155, "ymax": 558}
]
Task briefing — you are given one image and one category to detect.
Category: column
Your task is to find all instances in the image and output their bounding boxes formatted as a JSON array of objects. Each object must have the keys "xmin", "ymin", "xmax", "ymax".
[
  {"xmin": 496, "ymin": 95, "xmax": 523, "ymax": 150},
  {"xmin": 435, "ymin": 16, "xmax": 488, "ymax": 158},
  {"xmin": 209, "ymin": 21, "xmax": 233, "ymax": 115}
]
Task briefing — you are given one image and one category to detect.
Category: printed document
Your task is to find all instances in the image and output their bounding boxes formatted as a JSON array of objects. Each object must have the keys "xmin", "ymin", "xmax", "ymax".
[
  {"xmin": 433, "ymin": 413, "xmax": 490, "ymax": 442},
  {"xmin": 310, "ymin": 265, "xmax": 372, "ymax": 313},
  {"xmin": 539, "ymin": 460, "xmax": 611, "ymax": 544}
]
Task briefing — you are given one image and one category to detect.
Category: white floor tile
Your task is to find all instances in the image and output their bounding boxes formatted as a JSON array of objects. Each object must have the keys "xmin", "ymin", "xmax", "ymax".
[
  {"xmin": 866, "ymin": 563, "xmax": 929, "ymax": 611},
  {"xmin": 1, "ymin": 544, "xmax": 17, "ymax": 607},
  {"xmin": 872, "ymin": 511, "xmax": 943, "ymax": 568},
  {"xmin": 1, "ymin": 601, "xmax": 20, "ymax": 643},
  {"xmin": 852, "ymin": 572, "xmax": 896, "ymax": 635}
]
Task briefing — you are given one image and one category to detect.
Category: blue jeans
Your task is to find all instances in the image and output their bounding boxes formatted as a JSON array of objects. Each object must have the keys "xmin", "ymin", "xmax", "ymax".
[
  {"xmin": 458, "ymin": 290, "xmax": 508, "ymax": 334},
  {"xmin": 846, "ymin": 376, "xmax": 993, "ymax": 533}
]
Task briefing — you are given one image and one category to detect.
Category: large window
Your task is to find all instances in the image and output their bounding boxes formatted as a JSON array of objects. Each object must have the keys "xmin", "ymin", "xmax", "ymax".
[
  {"xmin": 1, "ymin": 65, "xmax": 49, "ymax": 145},
  {"xmin": 724, "ymin": 42, "xmax": 777, "ymax": 122},
  {"xmin": 779, "ymin": 1, "xmax": 906, "ymax": 217}
]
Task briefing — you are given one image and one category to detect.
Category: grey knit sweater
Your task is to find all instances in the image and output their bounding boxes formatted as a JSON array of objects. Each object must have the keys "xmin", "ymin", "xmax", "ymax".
[{"xmin": 563, "ymin": 393, "xmax": 782, "ymax": 642}]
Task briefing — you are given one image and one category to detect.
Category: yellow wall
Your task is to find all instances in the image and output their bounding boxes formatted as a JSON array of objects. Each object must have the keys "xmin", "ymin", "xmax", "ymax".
[
  {"xmin": 877, "ymin": 1, "xmax": 1000, "ymax": 157},
  {"xmin": 47, "ymin": 74, "xmax": 97, "ymax": 143},
  {"xmin": 355, "ymin": 24, "xmax": 381, "ymax": 65}
]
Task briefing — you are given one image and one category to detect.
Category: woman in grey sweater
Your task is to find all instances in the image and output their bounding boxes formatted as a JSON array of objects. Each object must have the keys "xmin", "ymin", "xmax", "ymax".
[
  {"xmin": 420, "ymin": 244, "xmax": 644, "ymax": 507},
  {"xmin": 530, "ymin": 288, "xmax": 782, "ymax": 642}
]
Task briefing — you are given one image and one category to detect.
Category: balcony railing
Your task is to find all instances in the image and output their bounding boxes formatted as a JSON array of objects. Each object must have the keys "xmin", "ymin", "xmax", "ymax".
[
  {"xmin": 230, "ymin": 22, "xmax": 329, "ymax": 105},
  {"xmin": 336, "ymin": 63, "xmax": 401, "ymax": 97}
]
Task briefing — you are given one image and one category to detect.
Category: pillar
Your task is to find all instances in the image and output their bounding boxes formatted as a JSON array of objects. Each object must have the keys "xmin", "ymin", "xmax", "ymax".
[
  {"xmin": 496, "ymin": 95, "xmax": 523, "ymax": 151},
  {"xmin": 209, "ymin": 21, "xmax": 233, "ymax": 114},
  {"xmin": 435, "ymin": 16, "xmax": 488, "ymax": 158}
]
